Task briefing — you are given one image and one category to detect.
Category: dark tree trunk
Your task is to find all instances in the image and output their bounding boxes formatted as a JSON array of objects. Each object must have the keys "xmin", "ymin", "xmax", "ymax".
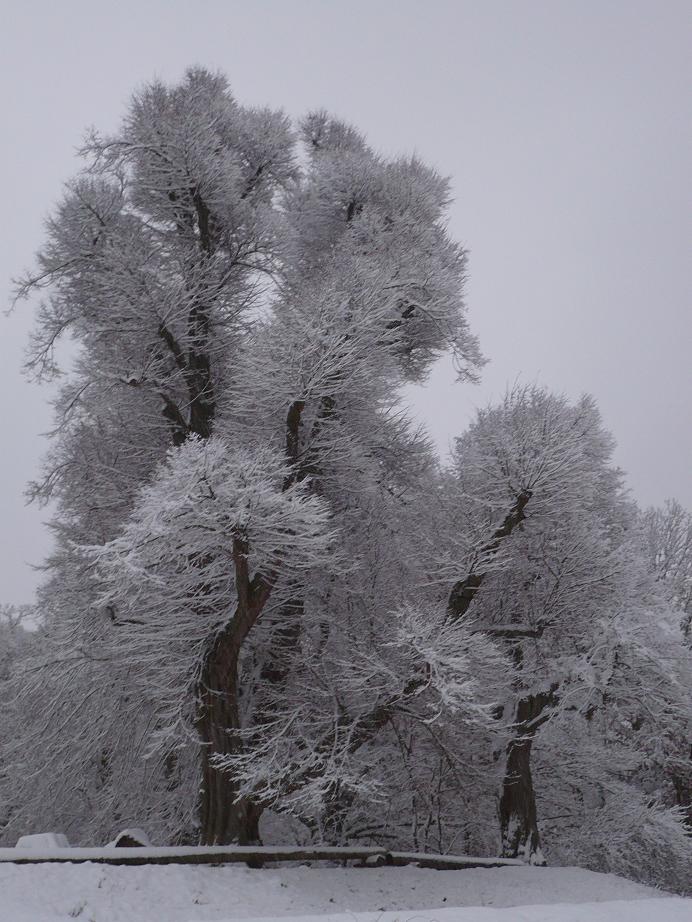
[
  {"xmin": 499, "ymin": 687, "xmax": 557, "ymax": 863},
  {"xmin": 671, "ymin": 743, "xmax": 692, "ymax": 829},
  {"xmin": 195, "ymin": 539, "xmax": 273, "ymax": 845},
  {"xmin": 193, "ymin": 399, "xmax": 312, "ymax": 844},
  {"xmin": 321, "ymin": 782, "xmax": 356, "ymax": 845},
  {"xmin": 448, "ymin": 490, "xmax": 532, "ymax": 622},
  {"xmin": 499, "ymin": 725, "xmax": 540, "ymax": 862},
  {"xmin": 161, "ymin": 188, "xmax": 259, "ymax": 843},
  {"xmin": 196, "ymin": 628, "xmax": 261, "ymax": 845}
]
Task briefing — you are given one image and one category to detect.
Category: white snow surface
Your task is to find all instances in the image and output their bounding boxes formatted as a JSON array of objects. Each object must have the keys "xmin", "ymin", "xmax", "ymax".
[
  {"xmin": 0, "ymin": 863, "xmax": 690, "ymax": 922},
  {"xmin": 13, "ymin": 833, "xmax": 70, "ymax": 850}
]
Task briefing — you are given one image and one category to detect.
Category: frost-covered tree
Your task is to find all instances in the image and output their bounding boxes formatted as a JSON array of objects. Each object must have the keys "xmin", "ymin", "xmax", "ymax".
[
  {"xmin": 6, "ymin": 68, "xmax": 299, "ymax": 846},
  {"xmin": 639, "ymin": 499, "xmax": 692, "ymax": 830},
  {"xmin": 0, "ymin": 607, "xmax": 34, "ymax": 837},
  {"xmin": 642, "ymin": 499, "xmax": 692, "ymax": 640},
  {"xmin": 0, "ymin": 606, "xmax": 31, "ymax": 682},
  {"xmin": 87, "ymin": 436, "xmax": 342, "ymax": 843},
  {"xmin": 5, "ymin": 69, "xmax": 484, "ymax": 846},
  {"xmin": 442, "ymin": 387, "xmax": 618, "ymax": 861},
  {"xmin": 446, "ymin": 386, "xmax": 692, "ymax": 880}
]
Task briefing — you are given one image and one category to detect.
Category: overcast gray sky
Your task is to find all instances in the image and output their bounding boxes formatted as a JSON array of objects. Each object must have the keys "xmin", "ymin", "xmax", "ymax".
[{"xmin": 1, "ymin": 0, "xmax": 690, "ymax": 606}]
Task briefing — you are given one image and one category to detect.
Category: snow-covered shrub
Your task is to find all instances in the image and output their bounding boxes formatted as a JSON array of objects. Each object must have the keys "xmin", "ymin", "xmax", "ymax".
[{"xmin": 549, "ymin": 791, "xmax": 692, "ymax": 896}]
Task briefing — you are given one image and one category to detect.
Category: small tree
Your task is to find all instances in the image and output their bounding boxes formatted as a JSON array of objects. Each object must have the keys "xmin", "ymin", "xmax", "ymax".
[
  {"xmin": 640, "ymin": 499, "xmax": 692, "ymax": 827},
  {"xmin": 447, "ymin": 386, "xmax": 692, "ymax": 868},
  {"xmin": 445, "ymin": 388, "xmax": 628, "ymax": 856},
  {"xmin": 642, "ymin": 499, "xmax": 692, "ymax": 640}
]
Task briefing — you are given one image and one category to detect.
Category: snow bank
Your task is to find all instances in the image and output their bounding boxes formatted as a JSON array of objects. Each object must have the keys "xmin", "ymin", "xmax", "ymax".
[{"xmin": 0, "ymin": 863, "xmax": 687, "ymax": 922}]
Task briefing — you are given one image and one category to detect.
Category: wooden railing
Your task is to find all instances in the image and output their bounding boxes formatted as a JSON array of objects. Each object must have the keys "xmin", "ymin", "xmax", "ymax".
[{"xmin": 0, "ymin": 844, "xmax": 524, "ymax": 869}]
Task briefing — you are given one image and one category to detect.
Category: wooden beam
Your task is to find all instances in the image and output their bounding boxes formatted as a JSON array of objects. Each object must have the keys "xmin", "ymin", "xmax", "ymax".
[{"xmin": 0, "ymin": 845, "xmax": 524, "ymax": 869}]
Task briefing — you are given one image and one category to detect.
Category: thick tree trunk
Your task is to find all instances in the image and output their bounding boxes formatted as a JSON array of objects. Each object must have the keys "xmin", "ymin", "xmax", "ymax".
[
  {"xmin": 196, "ymin": 629, "xmax": 261, "ymax": 845},
  {"xmin": 196, "ymin": 538, "xmax": 273, "ymax": 845},
  {"xmin": 671, "ymin": 743, "xmax": 692, "ymax": 829},
  {"xmin": 499, "ymin": 687, "xmax": 557, "ymax": 863},
  {"xmin": 193, "ymin": 398, "xmax": 311, "ymax": 844},
  {"xmin": 499, "ymin": 727, "xmax": 541, "ymax": 862}
]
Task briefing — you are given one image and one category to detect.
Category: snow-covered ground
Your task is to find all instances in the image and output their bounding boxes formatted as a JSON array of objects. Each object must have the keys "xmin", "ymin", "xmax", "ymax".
[{"xmin": 0, "ymin": 863, "xmax": 690, "ymax": 922}]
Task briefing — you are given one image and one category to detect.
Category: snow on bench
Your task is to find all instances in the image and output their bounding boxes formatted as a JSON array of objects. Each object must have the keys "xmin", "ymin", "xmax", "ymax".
[
  {"xmin": 14, "ymin": 833, "xmax": 71, "ymax": 850},
  {"xmin": 107, "ymin": 827, "xmax": 152, "ymax": 848}
]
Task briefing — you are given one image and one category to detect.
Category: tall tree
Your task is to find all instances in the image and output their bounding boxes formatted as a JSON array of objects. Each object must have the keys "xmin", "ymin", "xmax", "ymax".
[
  {"xmin": 10, "ymin": 69, "xmax": 298, "ymax": 846},
  {"xmin": 9, "ymin": 71, "xmax": 483, "ymax": 845}
]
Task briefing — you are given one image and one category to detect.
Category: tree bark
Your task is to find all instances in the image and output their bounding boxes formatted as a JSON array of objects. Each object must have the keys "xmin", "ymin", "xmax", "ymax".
[
  {"xmin": 671, "ymin": 743, "xmax": 692, "ymax": 829},
  {"xmin": 196, "ymin": 538, "xmax": 273, "ymax": 845},
  {"xmin": 194, "ymin": 398, "xmax": 312, "ymax": 844},
  {"xmin": 498, "ymin": 686, "xmax": 557, "ymax": 863},
  {"xmin": 448, "ymin": 490, "xmax": 532, "ymax": 621},
  {"xmin": 197, "ymin": 633, "xmax": 260, "ymax": 845}
]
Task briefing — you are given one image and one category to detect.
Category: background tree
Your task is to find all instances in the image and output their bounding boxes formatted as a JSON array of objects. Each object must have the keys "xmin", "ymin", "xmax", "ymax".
[
  {"xmin": 446, "ymin": 386, "xmax": 692, "ymax": 879},
  {"xmin": 642, "ymin": 499, "xmax": 692, "ymax": 640},
  {"xmin": 639, "ymin": 498, "xmax": 692, "ymax": 827}
]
